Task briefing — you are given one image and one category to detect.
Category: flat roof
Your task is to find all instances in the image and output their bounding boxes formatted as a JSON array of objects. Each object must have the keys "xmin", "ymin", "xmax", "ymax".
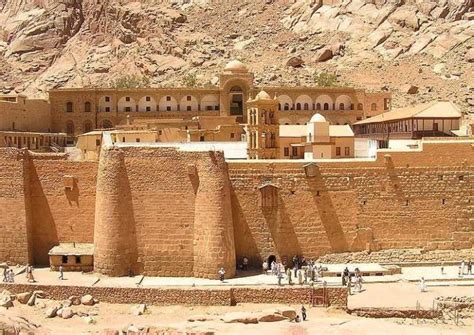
[
  {"xmin": 354, "ymin": 101, "xmax": 461, "ymax": 125},
  {"xmin": 279, "ymin": 124, "xmax": 354, "ymax": 137},
  {"xmin": 49, "ymin": 243, "xmax": 94, "ymax": 256}
]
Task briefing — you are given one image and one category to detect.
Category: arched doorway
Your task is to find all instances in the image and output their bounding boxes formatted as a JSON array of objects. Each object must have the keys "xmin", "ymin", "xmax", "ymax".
[
  {"xmin": 267, "ymin": 255, "xmax": 277, "ymax": 269},
  {"xmin": 229, "ymin": 86, "xmax": 244, "ymax": 120}
]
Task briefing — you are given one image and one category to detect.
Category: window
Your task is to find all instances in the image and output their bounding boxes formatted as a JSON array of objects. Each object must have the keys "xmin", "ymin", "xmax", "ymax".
[
  {"xmin": 304, "ymin": 103, "xmax": 309, "ymax": 110},
  {"xmin": 166, "ymin": 96, "xmax": 171, "ymax": 101},
  {"xmin": 105, "ymin": 107, "xmax": 110, "ymax": 112},
  {"xmin": 158, "ymin": 130, "xmax": 162, "ymax": 135},
  {"xmin": 187, "ymin": 96, "xmax": 191, "ymax": 101},
  {"xmin": 62, "ymin": 255, "xmax": 68, "ymax": 264},
  {"xmin": 125, "ymin": 106, "xmax": 131, "ymax": 112},
  {"xmin": 125, "ymin": 97, "xmax": 130, "ymax": 102},
  {"xmin": 105, "ymin": 96, "xmax": 110, "ymax": 102},
  {"xmin": 75, "ymin": 256, "xmax": 81, "ymax": 264},
  {"xmin": 187, "ymin": 106, "xmax": 192, "ymax": 111},
  {"xmin": 146, "ymin": 96, "xmax": 151, "ymax": 102},
  {"xmin": 371, "ymin": 103, "xmax": 377, "ymax": 111},
  {"xmin": 324, "ymin": 103, "xmax": 329, "ymax": 110},
  {"xmin": 66, "ymin": 102, "xmax": 73, "ymax": 113},
  {"xmin": 284, "ymin": 103, "xmax": 289, "ymax": 111},
  {"xmin": 66, "ymin": 121, "xmax": 75, "ymax": 136},
  {"xmin": 215, "ymin": 105, "xmax": 219, "ymax": 111},
  {"xmin": 122, "ymin": 137, "xmax": 125, "ymax": 142},
  {"xmin": 339, "ymin": 103, "xmax": 345, "ymax": 110},
  {"xmin": 136, "ymin": 138, "xmax": 140, "ymax": 143},
  {"xmin": 166, "ymin": 106, "xmax": 171, "ymax": 111},
  {"xmin": 200, "ymin": 135, "xmax": 205, "ymax": 142},
  {"xmin": 85, "ymin": 102, "xmax": 91, "ymax": 112},
  {"xmin": 336, "ymin": 147, "xmax": 341, "ymax": 156},
  {"xmin": 12, "ymin": 122, "xmax": 15, "ymax": 130},
  {"xmin": 316, "ymin": 103, "xmax": 321, "ymax": 110},
  {"xmin": 230, "ymin": 133, "xmax": 235, "ymax": 139},
  {"xmin": 95, "ymin": 139, "xmax": 101, "ymax": 146},
  {"xmin": 442, "ymin": 199, "xmax": 446, "ymax": 205},
  {"xmin": 206, "ymin": 106, "xmax": 212, "ymax": 111},
  {"xmin": 345, "ymin": 147, "xmax": 350, "ymax": 156},
  {"xmin": 284, "ymin": 147, "xmax": 289, "ymax": 156},
  {"xmin": 146, "ymin": 106, "xmax": 151, "ymax": 112},
  {"xmin": 405, "ymin": 199, "xmax": 409, "ymax": 206},
  {"xmin": 357, "ymin": 103, "xmax": 363, "ymax": 110},
  {"xmin": 260, "ymin": 185, "xmax": 278, "ymax": 209},
  {"xmin": 292, "ymin": 147, "xmax": 298, "ymax": 157},
  {"xmin": 296, "ymin": 103, "xmax": 301, "ymax": 110},
  {"xmin": 459, "ymin": 175, "xmax": 464, "ymax": 181},
  {"xmin": 438, "ymin": 175, "xmax": 443, "ymax": 181}
]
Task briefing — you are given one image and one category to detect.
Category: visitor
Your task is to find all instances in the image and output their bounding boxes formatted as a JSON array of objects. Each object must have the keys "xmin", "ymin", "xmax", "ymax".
[
  {"xmin": 292, "ymin": 255, "xmax": 299, "ymax": 271},
  {"xmin": 341, "ymin": 270, "xmax": 346, "ymax": 286},
  {"xmin": 218, "ymin": 267, "xmax": 225, "ymax": 282},
  {"xmin": 301, "ymin": 305, "xmax": 307, "ymax": 321},
  {"xmin": 293, "ymin": 264, "xmax": 298, "ymax": 278},
  {"xmin": 297, "ymin": 268, "xmax": 303, "ymax": 285},
  {"xmin": 262, "ymin": 260, "xmax": 268, "ymax": 274},
  {"xmin": 303, "ymin": 267, "xmax": 308, "ymax": 284},
  {"xmin": 458, "ymin": 265, "xmax": 463, "ymax": 277},
  {"xmin": 355, "ymin": 274, "xmax": 363, "ymax": 292},
  {"xmin": 58, "ymin": 265, "xmax": 64, "ymax": 280},
  {"xmin": 26, "ymin": 264, "xmax": 35, "ymax": 283},
  {"xmin": 2, "ymin": 267, "xmax": 7, "ymax": 282},
  {"xmin": 277, "ymin": 270, "xmax": 283, "ymax": 286},
  {"xmin": 420, "ymin": 277, "xmax": 427, "ymax": 292},
  {"xmin": 346, "ymin": 274, "xmax": 352, "ymax": 295},
  {"xmin": 271, "ymin": 260, "xmax": 277, "ymax": 275},
  {"xmin": 467, "ymin": 260, "xmax": 472, "ymax": 275},
  {"xmin": 8, "ymin": 269, "xmax": 14, "ymax": 283},
  {"xmin": 242, "ymin": 256, "xmax": 249, "ymax": 271},
  {"xmin": 441, "ymin": 262, "xmax": 444, "ymax": 275},
  {"xmin": 295, "ymin": 315, "xmax": 301, "ymax": 323},
  {"xmin": 286, "ymin": 267, "xmax": 293, "ymax": 285},
  {"xmin": 461, "ymin": 260, "xmax": 465, "ymax": 275}
]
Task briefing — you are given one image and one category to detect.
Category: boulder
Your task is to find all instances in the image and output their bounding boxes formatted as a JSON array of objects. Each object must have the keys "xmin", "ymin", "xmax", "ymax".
[
  {"xmin": 131, "ymin": 304, "xmax": 146, "ymax": 316},
  {"xmin": 16, "ymin": 292, "xmax": 32, "ymax": 304},
  {"xmin": 401, "ymin": 84, "xmax": 419, "ymax": 94},
  {"xmin": 0, "ymin": 296, "xmax": 13, "ymax": 309},
  {"xmin": 33, "ymin": 290, "xmax": 46, "ymax": 299},
  {"xmin": 433, "ymin": 63, "xmax": 446, "ymax": 74},
  {"xmin": 466, "ymin": 49, "xmax": 474, "ymax": 63},
  {"xmin": 83, "ymin": 316, "xmax": 95, "ymax": 324},
  {"xmin": 27, "ymin": 294, "xmax": 36, "ymax": 306},
  {"xmin": 188, "ymin": 315, "xmax": 214, "ymax": 322},
  {"xmin": 314, "ymin": 48, "xmax": 333, "ymax": 62},
  {"xmin": 45, "ymin": 306, "xmax": 58, "ymax": 318},
  {"xmin": 275, "ymin": 307, "xmax": 297, "ymax": 320},
  {"xmin": 69, "ymin": 296, "xmax": 81, "ymax": 306},
  {"xmin": 81, "ymin": 294, "xmax": 94, "ymax": 306},
  {"xmin": 286, "ymin": 56, "xmax": 304, "ymax": 67},
  {"xmin": 62, "ymin": 307, "xmax": 74, "ymax": 319},
  {"xmin": 257, "ymin": 312, "xmax": 287, "ymax": 322},
  {"xmin": 222, "ymin": 312, "xmax": 259, "ymax": 324},
  {"xmin": 56, "ymin": 308, "xmax": 63, "ymax": 318}
]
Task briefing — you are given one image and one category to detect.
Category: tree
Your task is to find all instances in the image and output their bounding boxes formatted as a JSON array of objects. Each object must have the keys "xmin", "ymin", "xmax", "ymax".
[
  {"xmin": 182, "ymin": 73, "xmax": 197, "ymax": 87},
  {"xmin": 111, "ymin": 74, "xmax": 150, "ymax": 88},
  {"xmin": 314, "ymin": 72, "xmax": 338, "ymax": 87}
]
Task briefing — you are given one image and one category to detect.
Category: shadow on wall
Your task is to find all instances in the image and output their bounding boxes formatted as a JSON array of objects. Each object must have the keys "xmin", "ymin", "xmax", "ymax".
[
  {"xmin": 28, "ymin": 161, "xmax": 58, "ymax": 265},
  {"xmin": 307, "ymin": 169, "xmax": 349, "ymax": 253},
  {"xmin": 262, "ymin": 195, "xmax": 302, "ymax": 265},
  {"xmin": 385, "ymin": 156, "xmax": 406, "ymax": 205}
]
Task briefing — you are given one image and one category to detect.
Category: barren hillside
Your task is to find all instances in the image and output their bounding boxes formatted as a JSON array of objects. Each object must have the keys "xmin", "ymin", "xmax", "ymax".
[{"xmin": 0, "ymin": 0, "xmax": 472, "ymax": 113}]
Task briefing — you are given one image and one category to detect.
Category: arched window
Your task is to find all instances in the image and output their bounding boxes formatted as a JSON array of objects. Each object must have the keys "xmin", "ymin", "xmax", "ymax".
[
  {"xmin": 304, "ymin": 103, "xmax": 309, "ymax": 110},
  {"xmin": 323, "ymin": 103, "xmax": 329, "ymax": 110},
  {"xmin": 296, "ymin": 103, "xmax": 301, "ymax": 110},
  {"xmin": 84, "ymin": 120, "xmax": 93, "ymax": 133},
  {"xmin": 66, "ymin": 102, "xmax": 73, "ymax": 113},
  {"xmin": 284, "ymin": 103, "xmax": 290, "ymax": 111},
  {"xmin": 278, "ymin": 104, "xmax": 282, "ymax": 111},
  {"xmin": 339, "ymin": 103, "xmax": 345, "ymax": 110},
  {"xmin": 371, "ymin": 103, "xmax": 377, "ymax": 111},
  {"xmin": 357, "ymin": 103, "xmax": 363, "ymax": 110},
  {"xmin": 316, "ymin": 103, "xmax": 321, "ymax": 110},
  {"xmin": 66, "ymin": 121, "xmax": 75, "ymax": 136},
  {"xmin": 84, "ymin": 102, "xmax": 91, "ymax": 113},
  {"xmin": 101, "ymin": 120, "xmax": 113, "ymax": 129}
]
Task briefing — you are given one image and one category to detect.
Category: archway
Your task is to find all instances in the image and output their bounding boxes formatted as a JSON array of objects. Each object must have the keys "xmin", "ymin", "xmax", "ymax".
[
  {"xmin": 267, "ymin": 255, "xmax": 277, "ymax": 269},
  {"xmin": 229, "ymin": 86, "xmax": 243, "ymax": 117}
]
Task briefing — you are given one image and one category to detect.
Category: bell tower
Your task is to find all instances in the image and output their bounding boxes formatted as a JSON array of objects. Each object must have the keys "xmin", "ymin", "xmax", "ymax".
[{"xmin": 246, "ymin": 91, "xmax": 280, "ymax": 159}]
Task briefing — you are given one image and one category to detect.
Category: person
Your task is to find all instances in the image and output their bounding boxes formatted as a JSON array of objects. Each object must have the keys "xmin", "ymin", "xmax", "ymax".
[
  {"xmin": 26, "ymin": 264, "xmax": 36, "ymax": 283},
  {"xmin": 301, "ymin": 305, "xmax": 307, "ymax": 321},
  {"xmin": 441, "ymin": 262, "xmax": 444, "ymax": 275},
  {"xmin": 262, "ymin": 261, "xmax": 268, "ymax": 274},
  {"xmin": 277, "ymin": 269, "xmax": 283, "ymax": 286},
  {"xmin": 341, "ymin": 270, "xmax": 346, "ymax": 286},
  {"xmin": 467, "ymin": 260, "xmax": 472, "ymax": 275},
  {"xmin": 2, "ymin": 267, "xmax": 7, "ymax": 282},
  {"xmin": 303, "ymin": 267, "xmax": 308, "ymax": 284},
  {"xmin": 461, "ymin": 260, "xmax": 465, "ymax": 275},
  {"xmin": 295, "ymin": 315, "xmax": 301, "ymax": 323},
  {"xmin": 8, "ymin": 269, "xmax": 14, "ymax": 283},
  {"xmin": 346, "ymin": 274, "xmax": 352, "ymax": 295},
  {"xmin": 458, "ymin": 265, "xmax": 463, "ymax": 277},
  {"xmin": 293, "ymin": 264, "xmax": 298, "ymax": 278},
  {"xmin": 286, "ymin": 267, "xmax": 293, "ymax": 285},
  {"xmin": 355, "ymin": 274, "xmax": 363, "ymax": 292},
  {"xmin": 420, "ymin": 277, "xmax": 426, "ymax": 292},
  {"xmin": 218, "ymin": 267, "xmax": 225, "ymax": 282},
  {"xmin": 297, "ymin": 269, "xmax": 304, "ymax": 285},
  {"xmin": 271, "ymin": 260, "xmax": 277, "ymax": 275},
  {"xmin": 242, "ymin": 256, "xmax": 249, "ymax": 271},
  {"xmin": 58, "ymin": 265, "xmax": 64, "ymax": 280}
]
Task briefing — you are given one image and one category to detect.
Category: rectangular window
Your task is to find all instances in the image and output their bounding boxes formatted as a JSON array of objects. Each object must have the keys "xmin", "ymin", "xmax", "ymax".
[
  {"xmin": 158, "ymin": 130, "xmax": 162, "ymax": 135},
  {"xmin": 200, "ymin": 136, "xmax": 205, "ymax": 142},
  {"xmin": 95, "ymin": 139, "xmax": 101, "ymax": 146},
  {"xmin": 230, "ymin": 133, "xmax": 235, "ymax": 139},
  {"xmin": 75, "ymin": 256, "xmax": 81, "ymax": 264},
  {"xmin": 166, "ymin": 106, "xmax": 171, "ymax": 111},
  {"xmin": 336, "ymin": 147, "xmax": 341, "ymax": 156},
  {"xmin": 105, "ymin": 107, "xmax": 110, "ymax": 112},
  {"xmin": 187, "ymin": 96, "xmax": 191, "ymax": 101},
  {"xmin": 62, "ymin": 255, "xmax": 68, "ymax": 264},
  {"xmin": 187, "ymin": 106, "xmax": 192, "ymax": 111},
  {"xmin": 166, "ymin": 96, "xmax": 171, "ymax": 101},
  {"xmin": 345, "ymin": 147, "xmax": 350, "ymax": 156},
  {"xmin": 136, "ymin": 138, "xmax": 140, "ymax": 143},
  {"xmin": 105, "ymin": 97, "xmax": 110, "ymax": 102},
  {"xmin": 459, "ymin": 175, "xmax": 464, "ymax": 181},
  {"xmin": 146, "ymin": 96, "xmax": 151, "ymax": 102},
  {"xmin": 284, "ymin": 147, "xmax": 289, "ymax": 156},
  {"xmin": 215, "ymin": 105, "xmax": 219, "ymax": 111},
  {"xmin": 206, "ymin": 106, "xmax": 212, "ymax": 111},
  {"xmin": 125, "ymin": 107, "xmax": 131, "ymax": 112},
  {"xmin": 122, "ymin": 137, "xmax": 125, "ymax": 142},
  {"xmin": 146, "ymin": 106, "xmax": 151, "ymax": 112},
  {"xmin": 438, "ymin": 175, "xmax": 443, "ymax": 181},
  {"xmin": 292, "ymin": 147, "xmax": 298, "ymax": 157},
  {"xmin": 125, "ymin": 97, "xmax": 130, "ymax": 102}
]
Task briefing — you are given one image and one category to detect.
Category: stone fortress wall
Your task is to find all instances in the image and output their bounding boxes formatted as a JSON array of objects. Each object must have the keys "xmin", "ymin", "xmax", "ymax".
[{"xmin": 0, "ymin": 140, "xmax": 472, "ymax": 278}]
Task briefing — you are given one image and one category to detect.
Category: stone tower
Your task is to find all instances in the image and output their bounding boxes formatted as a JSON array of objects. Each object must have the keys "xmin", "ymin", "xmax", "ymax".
[
  {"xmin": 93, "ymin": 145, "xmax": 137, "ymax": 276},
  {"xmin": 246, "ymin": 90, "xmax": 280, "ymax": 159}
]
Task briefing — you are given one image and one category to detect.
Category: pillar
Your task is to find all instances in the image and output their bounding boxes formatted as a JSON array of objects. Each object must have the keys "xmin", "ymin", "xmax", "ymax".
[
  {"xmin": 193, "ymin": 151, "xmax": 236, "ymax": 279},
  {"xmin": 93, "ymin": 146, "xmax": 137, "ymax": 276}
]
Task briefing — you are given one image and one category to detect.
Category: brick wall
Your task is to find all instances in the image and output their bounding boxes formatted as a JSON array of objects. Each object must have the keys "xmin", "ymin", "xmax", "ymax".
[{"xmin": 0, "ymin": 283, "xmax": 347, "ymax": 307}]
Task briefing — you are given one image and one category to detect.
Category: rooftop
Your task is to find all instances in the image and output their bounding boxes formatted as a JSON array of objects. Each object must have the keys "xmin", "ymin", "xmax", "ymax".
[
  {"xmin": 49, "ymin": 243, "xmax": 94, "ymax": 256},
  {"xmin": 279, "ymin": 124, "xmax": 354, "ymax": 137}
]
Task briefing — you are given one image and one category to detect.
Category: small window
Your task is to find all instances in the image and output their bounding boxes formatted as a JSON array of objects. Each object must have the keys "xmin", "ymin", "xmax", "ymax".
[
  {"xmin": 158, "ymin": 130, "xmax": 162, "ymax": 135},
  {"xmin": 125, "ymin": 97, "xmax": 130, "ymax": 102},
  {"xmin": 146, "ymin": 96, "xmax": 151, "ymax": 102},
  {"xmin": 187, "ymin": 106, "xmax": 192, "ymax": 111},
  {"xmin": 206, "ymin": 106, "xmax": 212, "ymax": 111},
  {"xmin": 442, "ymin": 199, "xmax": 446, "ymax": 205},
  {"xmin": 66, "ymin": 102, "xmax": 73, "ymax": 113},
  {"xmin": 62, "ymin": 255, "xmax": 68, "ymax": 264},
  {"xmin": 105, "ymin": 97, "xmax": 110, "ymax": 102},
  {"xmin": 125, "ymin": 106, "xmax": 131, "ymax": 112},
  {"xmin": 284, "ymin": 147, "xmax": 289, "ymax": 156},
  {"xmin": 405, "ymin": 199, "xmax": 409, "ymax": 206},
  {"xmin": 200, "ymin": 136, "xmax": 205, "ymax": 142},
  {"xmin": 75, "ymin": 256, "xmax": 81, "ymax": 264},
  {"xmin": 345, "ymin": 147, "xmax": 350, "ymax": 156},
  {"xmin": 215, "ymin": 105, "xmax": 219, "ymax": 111},
  {"xmin": 316, "ymin": 191, "xmax": 320, "ymax": 196},
  {"xmin": 336, "ymin": 147, "xmax": 341, "ymax": 156},
  {"xmin": 95, "ymin": 139, "xmax": 101, "ymax": 146},
  {"xmin": 166, "ymin": 96, "xmax": 171, "ymax": 101},
  {"xmin": 371, "ymin": 103, "xmax": 377, "ymax": 111},
  {"xmin": 230, "ymin": 133, "xmax": 235, "ymax": 139},
  {"xmin": 122, "ymin": 137, "xmax": 125, "ymax": 142},
  {"xmin": 438, "ymin": 175, "xmax": 443, "ymax": 181},
  {"xmin": 146, "ymin": 106, "xmax": 151, "ymax": 112},
  {"xmin": 166, "ymin": 106, "xmax": 171, "ymax": 111},
  {"xmin": 187, "ymin": 96, "xmax": 191, "ymax": 101},
  {"xmin": 85, "ymin": 102, "xmax": 91, "ymax": 113},
  {"xmin": 136, "ymin": 138, "xmax": 140, "ymax": 143},
  {"xmin": 105, "ymin": 107, "xmax": 110, "ymax": 113},
  {"xmin": 363, "ymin": 200, "xmax": 367, "ymax": 205},
  {"xmin": 459, "ymin": 175, "xmax": 464, "ymax": 181}
]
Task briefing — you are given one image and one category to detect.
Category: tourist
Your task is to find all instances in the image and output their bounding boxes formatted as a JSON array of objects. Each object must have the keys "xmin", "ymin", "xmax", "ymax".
[
  {"xmin": 2, "ymin": 267, "xmax": 7, "ymax": 282},
  {"xmin": 271, "ymin": 260, "xmax": 277, "ymax": 275},
  {"xmin": 303, "ymin": 267, "xmax": 308, "ymax": 284},
  {"xmin": 292, "ymin": 255, "xmax": 299, "ymax": 270},
  {"xmin": 297, "ymin": 268, "xmax": 304, "ymax": 285},
  {"xmin": 441, "ymin": 262, "xmax": 444, "ymax": 275},
  {"xmin": 286, "ymin": 267, "xmax": 293, "ymax": 285},
  {"xmin": 218, "ymin": 267, "xmax": 225, "ymax": 282},
  {"xmin": 58, "ymin": 265, "xmax": 64, "ymax": 280},
  {"xmin": 467, "ymin": 260, "xmax": 472, "ymax": 275},
  {"xmin": 458, "ymin": 265, "xmax": 463, "ymax": 277},
  {"xmin": 461, "ymin": 260, "xmax": 465, "ymax": 275},
  {"xmin": 346, "ymin": 274, "xmax": 352, "ymax": 295},
  {"xmin": 341, "ymin": 270, "xmax": 346, "ymax": 286},
  {"xmin": 262, "ymin": 260, "xmax": 269, "ymax": 274},
  {"xmin": 242, "ymin": 256, "xmax": 248, "ymax": 271},
  {"xmin": 301, "ymin": 305, "xmax": 307, "ymax": 321},
  {"xmin": 295, "ymin": 315, "xmax": 301, "ymax": 323},
  {"xmin": 8, "ymin": 269, "xmax": 14, "ymax": 283},
  {"xmin": 355, "ymin": 274, "xmax": 363, "ymax": 292},
  {"xmin": 277, "ymin": 270, "xmax": 283, "ymax": 286},
  {"xmin": 420, "ymin": 277, "xmax": 427, "ymax": 292}
]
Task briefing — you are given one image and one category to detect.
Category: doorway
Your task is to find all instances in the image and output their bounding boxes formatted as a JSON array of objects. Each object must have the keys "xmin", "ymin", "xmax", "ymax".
[
  {"xmin": 267, "ymin": 255, "xmax": 276, "ymax": 269},
  {"xmin": 229, "ymin": 86, "xmax": 244, "ymax": 119}
]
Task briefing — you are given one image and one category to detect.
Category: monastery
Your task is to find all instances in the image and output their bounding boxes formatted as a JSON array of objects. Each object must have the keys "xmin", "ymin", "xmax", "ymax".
[{"xmin": 0, "ymin": 61, "xmax": 472, "ymax": 279}]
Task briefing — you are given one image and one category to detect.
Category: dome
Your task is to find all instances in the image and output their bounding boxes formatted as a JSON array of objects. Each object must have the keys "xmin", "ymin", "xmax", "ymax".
[
  {"xmin": 309, "ymin": 113, "xmax": 327, "ymax": 123},
  {"xmin": 224, "ymin": 60, "xmax": 248, "ymax": 72},
  {"xmin": 255, "ymin": 90, "xmax": 271, "ymax": 101}
]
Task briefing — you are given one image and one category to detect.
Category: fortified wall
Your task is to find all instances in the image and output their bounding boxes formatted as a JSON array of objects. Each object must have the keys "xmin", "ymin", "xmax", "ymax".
[{"xmin": 0, "ymin": 140, "xmax": 472, "ymax": 278}]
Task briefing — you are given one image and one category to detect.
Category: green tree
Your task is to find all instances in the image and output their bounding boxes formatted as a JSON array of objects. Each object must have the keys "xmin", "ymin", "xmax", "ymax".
[
  {"xmin": 111, "ymin": 74, "xmax": 150, "ymax": 88},
  {"xmin": 182, "ymin": 73, "xmax": 197, "ymax": 87},
  {"xmin": 314, "ymin": 72, "xmax": 338, "ymax": 87}
]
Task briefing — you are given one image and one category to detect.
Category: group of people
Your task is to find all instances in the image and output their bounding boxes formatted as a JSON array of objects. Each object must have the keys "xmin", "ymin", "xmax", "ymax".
[
  {"xmin": 342, "ymin": 266, "xmax": 363, "ymax": 295},
  {"xmin": 2, "ymin": 267, "xmax": 15, "ymax": 283},
  {"xmin": 458, "ymin": 260, "xmax": 472, "ymax": 277}
]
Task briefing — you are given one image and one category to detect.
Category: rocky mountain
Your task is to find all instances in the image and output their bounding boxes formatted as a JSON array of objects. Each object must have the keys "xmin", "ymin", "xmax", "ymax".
[{"xmin": 0, "ymin": 0, "xmax": 472, "ymax": 114}]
